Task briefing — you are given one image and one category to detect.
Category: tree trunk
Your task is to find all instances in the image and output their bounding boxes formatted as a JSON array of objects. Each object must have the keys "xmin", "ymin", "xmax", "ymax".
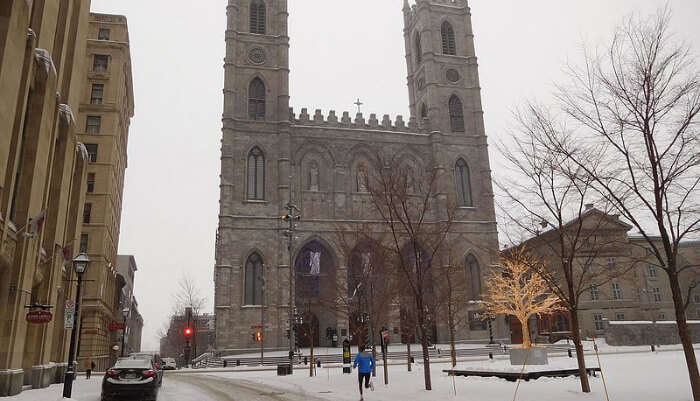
[
  {"xmin": 419, "ymin": 324, "xmax": 432, "ymax": 391},
  {"xmin": 520, "ymin": 317, "xmax": 532, "ymax": 348},
  {"xmin": 570, "ymin": 309, "xmax": 591, "ymax": 393},
  {"xmin": 406, "ymin": 342, "xmax": 412, "ymax": 372},
  {"xmin": 448, "ymin": 305, "xmax": 456, "ymax": 367},
  {"xmin": 309, "ymin": 333, "xmax": 314, "ymax": 377},
  {"xmin": 668, "ymin": 270, "xmax": 700, "ymax": 401}
]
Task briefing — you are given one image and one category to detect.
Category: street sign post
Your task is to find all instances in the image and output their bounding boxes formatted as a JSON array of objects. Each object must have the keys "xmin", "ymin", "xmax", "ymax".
[
  {"xmin": 64, "ymin": 300, "xmax": 75, "ymax": 329},
  {"xmin": 342, "ymin": 339, "xmax": 351, "ymax": 374}
]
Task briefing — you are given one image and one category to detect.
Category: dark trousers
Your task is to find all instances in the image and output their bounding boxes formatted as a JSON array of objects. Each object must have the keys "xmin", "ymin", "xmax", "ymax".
[
  {"xmin": 358, "ymin": 372, "xmax": 370, "ymax": 394},
  {"xmin": 86, "ymin": 369, "xmax": 92, "ymax": 379}
]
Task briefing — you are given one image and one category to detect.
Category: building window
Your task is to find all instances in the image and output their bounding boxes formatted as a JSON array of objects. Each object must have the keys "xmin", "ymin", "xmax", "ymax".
[
  {"xmin": 449, "ymin": 95, "xmax": 465, "ymax": 133},
  {"xmin": 694, "ymin": 294, "xmax": 700, "ymax": 304},
  {"xmin": 98, "ymin": 28, "xmax": 110, "ymax": 40},
  {"xmin": 455, "ymin": 158, "xmax": 472, "ymax": 207},
  {"xmin": 466, "ymin": 254, "xmax": 481, "ymax": 300},
  {"xmin": 87, "ymin": 173, "xmax": 95, "ymax": 193},
  {"xmin": 90, "ymin": 84, "xmax": 104, "ymax": 104},
  {"xmin": 590, "ymin": 284, "xmax": 600, "ymax": 301},
  {"xmin": 652, "ymin": 287, "xmax": 662, "ymax": 302},
  {"xmin": 84, "ymin": 143, "xmax": 98, "ymax": 162},
  {"xmin": 659, "ymin": 312, "xmax": 666, "ymax": 320},
  {"xmin": 420, "ymin": 103, "xmax": 427, "ymax": 120},
  {"xmin": 83, "ymin": 203, "xmax": 92, "ymax": 224},
  {"xmin": 615, "ymin": 313, "xmax": 625, "ymax": 321},
  {"xmin": 612, "ymin": 282, "xmax": 623, "ymax": 300},
  {"xmin": 247, "ymin": 147, "xmax": 265, "ymax": 200},
  {"xmin": 647, "ymin": 264, "xmax": 658, "ymax": 277},
  {"xmin": 607, "ymin": 257, "xmax": 616, "ymax": 269},
  {"xmin": 415, "ymin": 31, "xmax": 422, "ymax": 64},
  {"xmin": 93, "ymin": 55, "xmax": 109, "ymax": 73},
  {"xmin": 79, "ymin": 234, "xmax": 89, "ymax": 253},
  {"xmin": 441, "ymin": 21, "xmax": 456, "ymax": 55},
  {"xmin": 249, "ymin": 0, "xmax": 266, "ymax": 34},
  {"xmin": 593, "ymin": 313, "xmax": 604, "ymax": 331},
  {"xmin": 248, "ymin": 78, "xmax": 266, "ymax": 120},
  {"xmin": 86, "ymin": 116, "xmax": 101, "ymax": 134},
  {"xmin": 244, "ymin": 252, "xmax": 264, "ymax": 305}
]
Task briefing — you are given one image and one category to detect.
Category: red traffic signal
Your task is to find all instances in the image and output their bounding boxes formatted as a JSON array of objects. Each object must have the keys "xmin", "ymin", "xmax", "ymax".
[{"xmin": 184, "ymin": 326, "xmax": 193, "ymax": 338}]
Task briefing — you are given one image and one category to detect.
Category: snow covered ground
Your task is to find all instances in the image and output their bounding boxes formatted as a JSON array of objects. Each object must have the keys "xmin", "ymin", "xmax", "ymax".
[{"xmin": 8, "ymin": 349, "xmax": 697, "ymax": 401}]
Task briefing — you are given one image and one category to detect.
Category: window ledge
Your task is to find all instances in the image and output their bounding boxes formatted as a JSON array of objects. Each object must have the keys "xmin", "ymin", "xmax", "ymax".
[
  {"xmin": 458, "ymin": 206, "xmax": 476, "ymax": 210},
  {"xmin": 244, "ymin": 200, "xmax": 268, "ymax": 204},
  {"xmin": 241, "ymin": 305, "xmax": 266, "ymax": 309}
]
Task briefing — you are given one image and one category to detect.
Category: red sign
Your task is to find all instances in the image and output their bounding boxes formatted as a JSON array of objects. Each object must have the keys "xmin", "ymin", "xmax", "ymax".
[
  {"xmin": 26, "ymin": 310, "xmax": 53, "ymax": 324},
  {"xmin": 250, "ymin": 325, "xmax": 264, "ymax": 329},
  {"xmin": 108, "ymin": 322, "xmax": 125, "ymax": 331}
]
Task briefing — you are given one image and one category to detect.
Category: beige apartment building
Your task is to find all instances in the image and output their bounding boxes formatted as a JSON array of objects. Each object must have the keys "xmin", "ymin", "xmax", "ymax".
[
  {"xmin": 0, "ymin": 0, "xmax": 92, "ymax": 396},
  {"xmin": 0, "ymin": 3, "xmax": 135, "ymax": 396},
  {"xmin": 513, "ymin": 207, "xmax": 700, "ymax": 341},
  {"xmin": 75, "ymin": 13, "xmax": 134, "ymax": 371}
]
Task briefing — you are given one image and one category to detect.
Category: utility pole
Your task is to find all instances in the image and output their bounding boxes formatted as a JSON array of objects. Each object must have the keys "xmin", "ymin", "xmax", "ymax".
[
  {"xmin": 260, "ymin": 274, "xmax": 265, "ymax": 365},
  {"xmin": 281, "ymin": 178, "xmax": 301, "ymax": 374}
]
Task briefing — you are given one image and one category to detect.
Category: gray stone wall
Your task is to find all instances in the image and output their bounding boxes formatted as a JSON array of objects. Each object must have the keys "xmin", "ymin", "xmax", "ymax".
[{"xmin": 604, "ymin": 320, "xmax": 700, "ymax": 346}]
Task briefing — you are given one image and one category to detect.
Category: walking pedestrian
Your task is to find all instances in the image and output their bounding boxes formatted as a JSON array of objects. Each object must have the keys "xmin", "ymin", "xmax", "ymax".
[
  {"xmin": 85, "ymin": 358, "xmax": 94, "ymax": 380},
  {"xmin": 353, "ymin": 345, "xmax": 375, "ymax": 400}
]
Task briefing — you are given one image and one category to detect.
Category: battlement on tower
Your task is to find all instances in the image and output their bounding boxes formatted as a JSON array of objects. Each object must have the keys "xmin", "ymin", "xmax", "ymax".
[
  {"xmin": 404, "ymin": 0, "xmax": 468, "ymax": 22},
  {"xmin": 289, "ymin": 107, "xmax": 420, "ymax": 134}
]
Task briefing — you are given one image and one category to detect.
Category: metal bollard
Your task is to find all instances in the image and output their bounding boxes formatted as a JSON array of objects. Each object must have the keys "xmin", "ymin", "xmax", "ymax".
[
  {"xmin": 304, "ymin": 356, "xmax": 308, "ymax": 365},
  {"xmin": 236, "ymin": 359, "xmax": 240, "ymax": 367},
  {"xmin": 568, "ymin": 349, "xmax": 573, "ymax": 358},
  {"xmin": 317, "ymin": 359, "xmax": 321, "ymax": 368}
]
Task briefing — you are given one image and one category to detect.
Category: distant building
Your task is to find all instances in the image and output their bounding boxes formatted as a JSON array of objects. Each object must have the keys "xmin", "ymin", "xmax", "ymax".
[
  {"xmin": 508, "ymin": 207, "xmax": 700, "ymax": 342},
  {"xmin": 76, "ymin": 12, "xmax": 134, "ymax": 371},
  {"xmin": 160, "ymin": 313, "xmax": 215, "ymax": 363},
  {"xmin": 116, "ymin": 255, "xmax": 143, "ymax": 355}
]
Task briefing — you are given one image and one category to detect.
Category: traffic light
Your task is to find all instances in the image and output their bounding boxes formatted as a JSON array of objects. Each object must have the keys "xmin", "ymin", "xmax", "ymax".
[
  {"xmin": 256, "ymin": 331, "xmax": 263, "ymax": 343},
  {"xmin": 184, "ymin": 326, "xmax": 193, "ymax": 338}
]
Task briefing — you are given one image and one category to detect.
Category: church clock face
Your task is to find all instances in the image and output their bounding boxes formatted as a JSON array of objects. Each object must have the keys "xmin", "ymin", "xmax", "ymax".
[
  {"xmin": 446, "ymin": 69, "xmax": 460, "ymax": 83},
  {"xmin": 248, "ymin": 47, "xmax": 266, "ymax": 65}
]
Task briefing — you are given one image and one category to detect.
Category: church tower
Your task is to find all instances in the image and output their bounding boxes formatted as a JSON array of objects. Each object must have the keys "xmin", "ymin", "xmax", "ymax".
[{"xmin": 403, "ymin": 0, "xmax": 484, "ymax": 137}]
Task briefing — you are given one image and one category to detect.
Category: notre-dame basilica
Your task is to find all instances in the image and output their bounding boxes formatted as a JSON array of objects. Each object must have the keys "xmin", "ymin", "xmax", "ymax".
[{"xmin": 214, "ymin": 0, "xmax": 502, "ymax": 352}]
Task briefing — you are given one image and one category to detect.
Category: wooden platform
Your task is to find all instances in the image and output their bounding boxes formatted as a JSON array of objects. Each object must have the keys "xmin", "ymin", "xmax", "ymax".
[{"xmin": 443, "ymin": 367, "xmax": 601, "ymax": 382}]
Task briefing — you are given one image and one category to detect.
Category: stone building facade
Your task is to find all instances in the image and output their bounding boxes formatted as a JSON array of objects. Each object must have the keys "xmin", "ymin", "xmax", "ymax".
[
  {"xmin": 75, "ymin": 13, "xmax": 134, "ymax": 371},
  {"xmin": 512, "ymin": 208, "xmax": 700, "ymax": 342},
  {"xmin": 116, "ymin": 255, "xmax": 143, "ymax": 356},
  {"xmin": 0, "ymin": 0, "xmax": 92, "ymax": 396},
  {"xmin": 215, "ymin": 0, "xmax": 501, "ymax": 353}
]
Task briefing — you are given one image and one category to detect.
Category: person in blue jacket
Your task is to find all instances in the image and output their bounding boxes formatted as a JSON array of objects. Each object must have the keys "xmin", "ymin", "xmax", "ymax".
[{"xmin": 353, "ymin": 345, "xmax": 375, "ymax": 400}]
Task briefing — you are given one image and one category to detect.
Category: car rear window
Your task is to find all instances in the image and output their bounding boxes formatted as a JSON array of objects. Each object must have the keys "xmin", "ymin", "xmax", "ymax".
[{"xmin": 114, "ymin": 359, "xmax": 151, "ymax": 369}]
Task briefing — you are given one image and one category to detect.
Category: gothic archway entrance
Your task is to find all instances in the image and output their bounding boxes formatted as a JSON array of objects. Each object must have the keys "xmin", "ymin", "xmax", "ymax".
[{"xmin": 294, "ymin": 239, "xmax": 337, "ymax": 347}]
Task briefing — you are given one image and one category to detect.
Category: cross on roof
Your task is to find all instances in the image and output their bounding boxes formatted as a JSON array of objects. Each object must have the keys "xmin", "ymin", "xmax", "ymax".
[{"xmin": 354, "ymin": 98, "xmax": 364, "ymax": 114}]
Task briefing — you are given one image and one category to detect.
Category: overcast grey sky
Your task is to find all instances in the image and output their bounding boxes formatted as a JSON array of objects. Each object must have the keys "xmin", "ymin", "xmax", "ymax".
[{"xmin": 88, "ymin": 0, "xmax": 700, "ymax": 350}]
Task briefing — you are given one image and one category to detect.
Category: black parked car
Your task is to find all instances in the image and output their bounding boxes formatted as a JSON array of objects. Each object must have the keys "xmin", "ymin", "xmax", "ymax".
[{"xmin": 101, "ymin": 358, "xmax": 160, "ymax": 401}]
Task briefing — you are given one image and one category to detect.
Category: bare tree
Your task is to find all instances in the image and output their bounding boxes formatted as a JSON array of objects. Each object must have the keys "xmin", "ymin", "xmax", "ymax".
[
  {"xmin": 497, "ymin": 104, "xmax": 634, "ymax": 392},
  {"xmin": 536, "ymin": 8, "xmax": 700, "ymax": 399},
  {"xmin": 364, "ymin": 152, "xmax": 457, "ymax": 391}
]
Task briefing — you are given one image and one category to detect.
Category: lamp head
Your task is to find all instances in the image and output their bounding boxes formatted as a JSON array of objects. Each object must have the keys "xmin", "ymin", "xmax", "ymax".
[{"xmin": 73, "ymin": 253, "xmax": 90, "ymax": 274}]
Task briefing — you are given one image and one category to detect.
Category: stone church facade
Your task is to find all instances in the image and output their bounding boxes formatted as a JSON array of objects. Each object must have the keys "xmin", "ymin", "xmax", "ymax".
[{"xmin": 215, "ymin": 0, "xmax": 501, "ymax": 352}]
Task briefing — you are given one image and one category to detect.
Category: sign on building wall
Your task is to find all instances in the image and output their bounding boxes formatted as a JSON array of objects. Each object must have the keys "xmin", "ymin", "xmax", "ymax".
[{"xmin": 64, "ymin": 300, "xmax": 75, "ymax": 329}]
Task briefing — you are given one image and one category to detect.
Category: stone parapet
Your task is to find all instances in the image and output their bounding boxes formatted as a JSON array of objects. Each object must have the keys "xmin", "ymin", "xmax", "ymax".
[{"xmin": 289, "ymin": 108, "xmax": 415, "ymax": 133}]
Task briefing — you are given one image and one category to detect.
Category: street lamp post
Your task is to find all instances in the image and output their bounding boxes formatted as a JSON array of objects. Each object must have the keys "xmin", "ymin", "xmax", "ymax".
[
  {"xmin": 62, "ymin": 253, "xmax": 90, "ymax": 399},
  {"xmin": 121, "ymin": 308, "xmax": 130, "ymax": 357},
  {"xmin": 281, "ymin": 181, "xmax": 301, "ymax": 374}
]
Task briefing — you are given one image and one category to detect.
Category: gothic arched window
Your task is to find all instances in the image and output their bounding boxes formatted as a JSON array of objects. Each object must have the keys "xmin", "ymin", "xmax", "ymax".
[
  {"xmin": 247, "ymin": 147, "xmax": 265, "ymax": 200},
  {"xmin": 455, "ymin": 158, "xmax": 472, "ymax": 206},
  {"xmin": 415, "ymin": 31, "xmax": 422, "ymax": 64},
  {"xmin": 441, "ymin": 21, "xmax": 456, "ymax": 55},
  {"xmin": 420, "ymin": 103, "xmax": 428, "ymax": 120},
  {"xmin": 244, "ymin": 252, "xmax": 264, "ymax": 305},
  {"xmin": 250, "ymin": 0, "xmax": 266, "ymax": 34},
  {"xmin": 466, "ymin": 254, "xmax": 482, "ymax": 300},
  {"xmin": 248, "ymin": 78, "xmax": 266, "ymax": 120},
  {"xmin": 449, "ymin": 95, "xmax": 465, "ymax": 133}
]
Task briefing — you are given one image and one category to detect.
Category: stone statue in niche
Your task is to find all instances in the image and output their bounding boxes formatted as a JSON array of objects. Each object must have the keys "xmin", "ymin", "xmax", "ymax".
[
  {"xmin": 309, "ymin": 162, "xmax": 320, "ymax": 191},
  {"xmin": 356, "ymin": 164, "xmax": 368, "ymax": 193}
]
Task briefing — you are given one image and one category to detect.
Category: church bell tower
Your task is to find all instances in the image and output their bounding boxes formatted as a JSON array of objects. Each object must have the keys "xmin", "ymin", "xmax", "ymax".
[{"xmin": 403, "ymin": 0, "xmax": 485, "ymax": 137}]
